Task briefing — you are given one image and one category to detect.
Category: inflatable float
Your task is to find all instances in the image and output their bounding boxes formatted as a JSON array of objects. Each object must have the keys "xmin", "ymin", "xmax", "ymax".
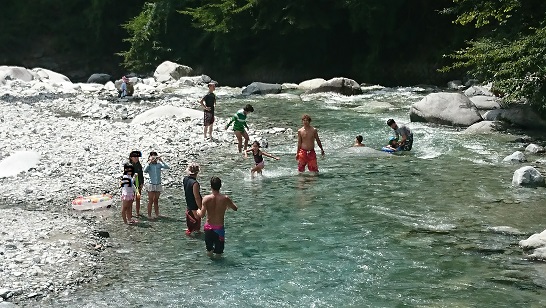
[
  {"xmin": 72, "ymin": 194, "xmax": 113, "ymax": 211},
  {"xmin": 381, "ymin": 146, "xmax": 397, "ymax": 153}
]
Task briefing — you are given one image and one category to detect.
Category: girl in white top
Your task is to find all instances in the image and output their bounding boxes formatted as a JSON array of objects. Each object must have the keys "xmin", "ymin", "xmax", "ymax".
[{"xmin": 120, "ymin": 163, "xmax": 138, "ymax": 224}]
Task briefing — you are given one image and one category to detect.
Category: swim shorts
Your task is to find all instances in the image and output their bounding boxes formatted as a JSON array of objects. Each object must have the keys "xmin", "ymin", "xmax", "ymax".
[
  {"xmin": 204, "ymin": 112, "xmax": 214, "ymax": 126},
  {"xmin": 297, "ymin": 149, "xmax": 318, "ymax": 172},
  {"xmin": 204, "ymin": 223, "xmax": 225, "ymax": 254},
  {"xmin": 146, "ymin": 184, "xmax": 163, "ymax": 192},
  {"xmin": 400, "ymin": 134, "xmax": 413, "ymax": 151},
  {"xmin": 185, "ymin": 209, "xmax": 201, "ymax": 233},
  {"xmin": 255, "ymin": 161, "xmax": 265, "ymax": 168}
]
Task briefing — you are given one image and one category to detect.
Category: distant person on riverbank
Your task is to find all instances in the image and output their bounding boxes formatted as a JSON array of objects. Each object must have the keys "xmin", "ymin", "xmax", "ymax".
[
  {"xmin": 244, "ymin": 141, "xmax": 280, "ymax": 178},
  {"xmin": 143, "ymin": 151, "xmax": 170, "ymax": 220},
  {"xmin": 353, "ymin": 135, "xmax": 365, "ymax": 147},
  {"xmin": 296, "ymin": 114, "xmax": 325, "ymax": 173},
  {"xmin": 225, "ymin": 104, "xmax": 254, "ymax": 153},
  {"xmin": 199, "ymin": 82, "xmax": 216, "ymax": 140},
  {"xmin": 120, "ymin": 163, "xmax": 138, "ymax": 224},
  {"xmin": 118, "ymin": 76, "xmax": 129, "ymax": 98},
  {"xmin": 386, "ymin": 119, "xmax": 413, "ymax": 151},
  {"xmin": 197, "ymin": 176, "xmax": 238, "ymax": 258},
  {"xmin": 183, "ymin": 162, "xmax": 202, "ymax": 236},
  {"xmin": 129, "ymin": 150, "xmax": 144, "ymax": 217}
]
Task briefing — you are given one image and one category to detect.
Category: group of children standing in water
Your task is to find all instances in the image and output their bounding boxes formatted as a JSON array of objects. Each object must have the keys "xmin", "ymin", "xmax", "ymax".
[{"xmin": 119, "ymin": 82, "xmax": 414, "ymax": 257}]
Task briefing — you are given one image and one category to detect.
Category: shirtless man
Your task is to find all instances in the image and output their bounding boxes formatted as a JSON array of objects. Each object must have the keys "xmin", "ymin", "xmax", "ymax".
[
  {"xmin": 197, "ymin": 176, "xmax": 238, "ymax": 258},
  {"xmin": 296, "ymin": 114, "xmax": 325, "ymax": 173}
]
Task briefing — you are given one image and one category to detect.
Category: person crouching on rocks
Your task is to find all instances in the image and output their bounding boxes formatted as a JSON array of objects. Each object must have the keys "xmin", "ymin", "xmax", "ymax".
[
  {"xmin": 143, "ymin": 151, "xmax": 170, "ymax": 220},
  {"xmin": 120, "ymin": 163, "xmax": 138, "ymax": 225}
]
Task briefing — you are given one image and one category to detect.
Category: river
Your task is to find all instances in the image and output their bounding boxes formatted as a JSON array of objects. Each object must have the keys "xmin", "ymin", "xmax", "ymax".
[{"xmin": 46, "ymin": 86, "xmax": 546, "ymax": 307}]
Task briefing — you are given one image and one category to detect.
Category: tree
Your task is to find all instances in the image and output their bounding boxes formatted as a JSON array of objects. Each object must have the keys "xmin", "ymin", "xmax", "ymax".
[{"xmin": 442, "ymin": 0, "xmax": 546, "ymax": 115}]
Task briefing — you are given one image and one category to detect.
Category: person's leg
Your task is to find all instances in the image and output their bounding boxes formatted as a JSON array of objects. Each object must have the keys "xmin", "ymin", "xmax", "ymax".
[
  {"xmin": 297, "ymin": 151, "xmax": 307, "ymax": 172},
  {"xmin": 203, "ymin": 125, "xmax": 208, "ymax": 139},
  {"xmin": 147, "ymin": 191, "xmax": 153, "ymax": 219},
  {"xmin": 121, "ymin": 201, "xmax": 128, "ymax": 224},
  {"xmin": 205, "ymin": 230, "xmax": 215, "ymax": 257},
  {"xmin": 153, "ymin": 192, "xmax": 160, "ymax": 217},
  {"xmin": 234, "ymin": 131, "xmax": 243, "ymax": 153},
  {"xmin": 208, "ymin": 122, "xmax": 214, "ymax": 139},
  {"xmin": 242, "ymin": 131, "xmax": 250, "ymax": 150}
]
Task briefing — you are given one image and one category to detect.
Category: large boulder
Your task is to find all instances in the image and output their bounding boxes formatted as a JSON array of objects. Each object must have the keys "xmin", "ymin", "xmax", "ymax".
[
  {"xmin": 469, "ymin": 96, "xmax": 501, "ymax": 110},
  {"xmin": 464, "ymin": 85, "xmax": 493, "ymax": 97},
  {"xmin": 520, "ymin": 229, "xmax": 546, "ymax": 260},
  {"xmin": 32, "ymin": 68, "xmax": 71, "ymax": 83},
  {"xmin": 306, "ymin": 77, "xmax": 363, "ymax": 96},
  {"xmin": 512, "ymin": 166, "xmax": 545, "ymax": 187},
  {"xmin": 87, "ymin": 73, "xmax": 112, "ymax": 84},
  {"xmin": 153, "ymin": 61, "xmax": 193, "ymax": 82},
  {"xmin": 0, "ymin": 66, "xmax": 34, "ymax": 82},
  {"xmin": 0, "ymin": 151, "xmax": 41, "ymax": 178},
  {"xmin": 483, "ymin": 105, "xmax": 546, "ymax": 130},
  {"xmin": 242, "ymin": 82, "xmax": 282, "ymax": 95},
  {"xmin": 463, "ymin": 121, "xmax": 498, "ymax": 134},
  {"xmin": 525, "ymin": 143, "xmax": 545, "ymax": 154},
  {"xmin": 409, "ymin": 92, "xmax": 483, "ymax": 126},
  {"xmin": 298, "ymin": 78, "xmax": 326, "ymax": 91}
]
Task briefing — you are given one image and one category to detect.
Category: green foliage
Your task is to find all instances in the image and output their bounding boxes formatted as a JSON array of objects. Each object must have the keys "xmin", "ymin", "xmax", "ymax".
[
  {"xmin": 442, "ymin": 0, "xmax": 546, "ymax": 115},
  {"xmin": 118, "ymin": 1, "xmax": 173, "ymax": 73}
]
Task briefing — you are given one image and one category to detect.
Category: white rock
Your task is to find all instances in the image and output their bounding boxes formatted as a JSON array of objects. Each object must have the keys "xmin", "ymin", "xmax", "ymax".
[
  {"xmin": 298, "ymin": 78, "xmax": 326, "ymax": 90},
  {"xmin": 502, "ymin": 151, "xmax": 526, "ymax": 163},
  {"xmin": 0, "ymin": 151, "xmax": 41, "ymax": 178},
  {"xmin": 512, "ymin": 166, "xmax": 545, "ymax": 187},
  {"xmin": 520, "ymin": 229, "xmax": 546, "ymax": 249},
  {"xmin": 525, "ymin": 143, "xmax": 544, "ymax": 154}
]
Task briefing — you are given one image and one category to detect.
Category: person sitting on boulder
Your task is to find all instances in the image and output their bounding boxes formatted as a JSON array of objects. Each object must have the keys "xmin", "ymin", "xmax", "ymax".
[{"xmin": 119, "ymin": 76, "xmax": 134, "ymax": 98}]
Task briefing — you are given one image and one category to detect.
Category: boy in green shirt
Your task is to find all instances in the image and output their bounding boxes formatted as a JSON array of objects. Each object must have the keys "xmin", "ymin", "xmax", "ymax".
[{"xmin": 225, "ymin": 104, "xmax": 254, "ymax": 153}]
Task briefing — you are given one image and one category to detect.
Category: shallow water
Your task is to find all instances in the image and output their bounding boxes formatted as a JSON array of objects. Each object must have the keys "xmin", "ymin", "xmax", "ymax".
[{"xmin": 47, "ymin": 88, "xmax": 546, "ymax": 307}]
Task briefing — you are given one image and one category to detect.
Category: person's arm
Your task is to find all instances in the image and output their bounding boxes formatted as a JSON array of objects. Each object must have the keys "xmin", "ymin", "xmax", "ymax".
[
  {"xmin": 226, "ymin": 197, "xmax": 238, "ymax": 211},
  {"xmin": 225, "ymin": 115, "xmax": 235, "ymax": 130},
  {"xmin": 158, "ymin": 158, "xmax": 170, "ymax": 169},
  {"xmin": 193, "ymin": 182, "xmax": 202, "ymax": 210},
  {"xmin": 199, "ymin": 96, "xmax": 209, "ymax": 111},
  {"xmin": 197, "ymin": 199, "xmax": 207, "ymax": 218},
  {"xmin": 243, "ymin": 148, "xmax": 252, "ymax": 158},
  {"xmin": 262, "ymin": 151, "xmax": 280, "ymax": 160},
  {"xmin": 143, "ymin": 164, "xmax": 150, "ymax": 173},
  {"xmin": 296, "ymin": 130, "xmax": 302, "ymax": 160},
  {"xmin": 314, "ymin": 129, "xmax": 325, "ymax": 156}
]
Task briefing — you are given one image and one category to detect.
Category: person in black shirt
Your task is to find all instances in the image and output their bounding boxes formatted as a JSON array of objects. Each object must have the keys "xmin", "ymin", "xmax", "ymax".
[{"xmin": 199, "ymin": 82, "xmax": 217, "ymax": 140}]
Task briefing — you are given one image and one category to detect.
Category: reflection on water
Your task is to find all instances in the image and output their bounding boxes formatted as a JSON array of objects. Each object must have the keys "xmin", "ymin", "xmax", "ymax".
[{"xmin": 46, "ymin": 89, "xmax": 546, "ymax": 307}]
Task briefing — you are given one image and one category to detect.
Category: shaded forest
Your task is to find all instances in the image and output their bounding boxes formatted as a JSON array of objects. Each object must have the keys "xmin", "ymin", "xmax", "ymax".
[{"xmin": 0, "ymin": 0, "xmax": 472, "ymax": 86}]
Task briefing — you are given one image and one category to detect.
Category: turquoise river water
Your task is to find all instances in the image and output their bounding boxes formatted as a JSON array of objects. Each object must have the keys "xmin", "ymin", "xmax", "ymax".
[{"xmin": 48, "ymin": 87, "xmax": 546, "ymax": 307}]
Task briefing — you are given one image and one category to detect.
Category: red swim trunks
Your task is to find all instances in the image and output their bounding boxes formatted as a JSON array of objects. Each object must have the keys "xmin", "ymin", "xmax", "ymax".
[
  {"xmin": 297, "ymin": 149, "xmax": 318, "ymax": 172},
  {"xmin": 185, "ymin": 209, "xmax": 201, "ymax": 233}
]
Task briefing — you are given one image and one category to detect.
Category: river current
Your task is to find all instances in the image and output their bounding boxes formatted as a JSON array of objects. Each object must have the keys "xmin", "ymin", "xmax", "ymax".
[{"xmin": 48, "ymin": 87, "xmax": 546, "ymax": 307}]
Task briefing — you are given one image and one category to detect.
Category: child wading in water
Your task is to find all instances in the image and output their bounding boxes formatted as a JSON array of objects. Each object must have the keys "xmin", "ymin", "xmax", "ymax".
[
  {"xmin": 225, "ymin": 104, "xmax": 254, "ymax": 153},
  {"xmin": 120, "ymin": 163, "xmax": 138, "ymax": 224},
  {"xmin": 143, "ymin": 151, "xmax": 170, "ymax": 220},
  {"xmin": 244, "ymin": 141, "xmax": 280, "ymax": 177}
]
